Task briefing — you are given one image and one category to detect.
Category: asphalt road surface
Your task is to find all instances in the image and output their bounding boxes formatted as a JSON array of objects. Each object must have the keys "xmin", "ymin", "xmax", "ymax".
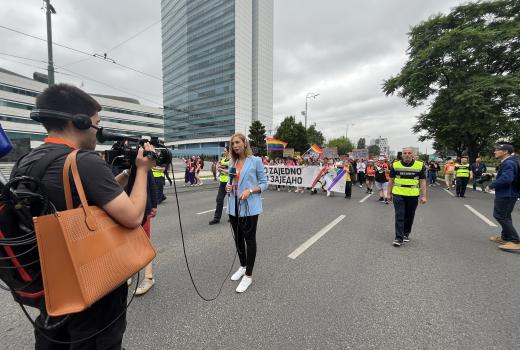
[{"xmin": 1, "ymin": 181, "xmax": 519, "ymax": 349}]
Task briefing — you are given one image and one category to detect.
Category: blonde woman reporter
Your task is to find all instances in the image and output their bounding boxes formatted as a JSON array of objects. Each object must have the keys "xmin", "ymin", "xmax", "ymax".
[{"xmin": 226, "ymin": 133, "xmax": 268, "ymax": 293}]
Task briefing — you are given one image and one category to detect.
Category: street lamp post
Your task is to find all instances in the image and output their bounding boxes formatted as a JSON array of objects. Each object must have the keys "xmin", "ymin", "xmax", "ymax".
[
  {"xmin": 346, "ymin": 123, "xmax": 354, "ymax": 140},
  {"xmin": 304, "ymin": 92, "xmax": 319, "ymax": 129}
]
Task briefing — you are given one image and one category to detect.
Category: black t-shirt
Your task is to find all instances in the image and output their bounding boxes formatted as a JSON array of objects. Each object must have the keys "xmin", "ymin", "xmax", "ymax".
[
  {"xmin": 374, "ymin": 164, "xmax": 388, "ymax": 183},
  {"xmin": 17, "ymin": 143, "xmax": 123, "ymax": 211},
  {"xmin": 389, "ymin": 160, "xmax": 427, "ymax": 179}
]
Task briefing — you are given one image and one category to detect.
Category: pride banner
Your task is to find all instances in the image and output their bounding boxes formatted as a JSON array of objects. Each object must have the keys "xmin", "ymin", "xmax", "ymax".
[{"xmin": 264, "ymin": 166, "xmax": 347, "ymax": 193}]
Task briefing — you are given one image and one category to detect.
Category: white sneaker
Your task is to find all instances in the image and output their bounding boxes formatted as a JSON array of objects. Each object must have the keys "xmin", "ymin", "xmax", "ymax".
[
  {"xmin": 135, "ymin": 278, "xmax": 155, "ymax": 296},
  {"xmin": 231, "ymin": 266, "xmax": 246, "ymax": 281},
  {"xmin": 236, "ymin": 275, "xmax": 252, "ymax": 293},
  {"xmin": 326, "ymin": 191, "xmax": 331, "ymax": 197}
]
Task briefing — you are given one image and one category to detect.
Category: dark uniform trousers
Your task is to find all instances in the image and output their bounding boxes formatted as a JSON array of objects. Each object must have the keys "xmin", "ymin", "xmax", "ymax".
[
  {"xmin": 214, "ymin": 181, "xmax": 227, "ymax": 221},
  {"xmin": 393, "ymin": 194, "xmax": 419, "ymax": 240},
  {"xmin": 456, "ymin": 177, "xmax": 469, "ymax": 197}
]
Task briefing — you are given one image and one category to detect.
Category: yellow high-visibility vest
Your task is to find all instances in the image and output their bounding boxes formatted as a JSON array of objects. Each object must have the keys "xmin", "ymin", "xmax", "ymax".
[
  {"xmin": 219, "ymin": 158, "xmax": 230, "ymax": 183},
  {"xmin": 455, "ymin": 163, "xmax": 470, "ymax": 178},
  {"xmin": 152, "ymin": 167, "xmax": 165, "ymax": 178},
  {"xmin": 392, "ymin": 160, "xmax": 423, "ymax": 197}
]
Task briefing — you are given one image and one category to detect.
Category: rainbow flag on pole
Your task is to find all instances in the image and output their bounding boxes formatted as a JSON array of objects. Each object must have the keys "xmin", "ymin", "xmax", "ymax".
[
  {"xmin": 310, "ymin": 144, "xmax": 323, "ymax": 154},
  {"xmin": 266, "ymin": 138, "xmax": 288, "ymax": 151}
]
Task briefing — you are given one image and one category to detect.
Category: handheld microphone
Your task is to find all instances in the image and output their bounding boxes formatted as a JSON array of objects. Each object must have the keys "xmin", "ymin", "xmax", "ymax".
[
  {"xmin": 0, "ymin": 124, "xmax": 13, "ymax": 159},
  {"xmin": 228, "ymin": 166, "xmax": 237, "ymax": 186}
]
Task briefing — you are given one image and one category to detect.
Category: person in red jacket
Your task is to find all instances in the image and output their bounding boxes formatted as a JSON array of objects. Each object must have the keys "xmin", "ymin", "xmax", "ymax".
[{"xmin": 366, "ymin": 160, "xmax": 376, "ymax": 194}]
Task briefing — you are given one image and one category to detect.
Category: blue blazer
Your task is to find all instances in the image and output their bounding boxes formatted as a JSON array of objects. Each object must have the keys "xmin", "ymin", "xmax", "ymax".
[{"xmin": 227, "ymin": 156, "xmax": 268, "ymax": 217}]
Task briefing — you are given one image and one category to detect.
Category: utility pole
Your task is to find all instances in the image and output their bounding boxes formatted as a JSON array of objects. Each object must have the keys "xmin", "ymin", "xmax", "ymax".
[{"xmin": 44, "ymin": 0, "xmax": 56, "ymax": 85}]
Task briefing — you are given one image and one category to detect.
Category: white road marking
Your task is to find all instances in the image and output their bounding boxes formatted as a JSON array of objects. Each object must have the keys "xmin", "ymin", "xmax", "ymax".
[
  {"xmin": 359, "ymin": 194, "xmax": 372, "ymax": 203},
  {"xmin": 196, "ymin": 207, "xmax": 226, "ymax": 215},
  {"xmin": 464, "ymin": 205, "xmax": 497, "ymax": 227},
  {"xmin": 443, "ymin": 188, "xmax": 455, "ymax": 197},
  {"xmin": 288, "ymin": 215, "xmax": 346, "ymax": 260}
]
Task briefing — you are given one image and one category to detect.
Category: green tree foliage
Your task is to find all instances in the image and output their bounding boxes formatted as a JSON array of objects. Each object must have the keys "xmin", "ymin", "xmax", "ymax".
[
  {"xmin": 248, "ymin": 120, "xmax": 267, "ymax": 156},
  {"xmin": 306, "ymin": 124, "xmax": 325, "ymax": 147},
  {"xmin": 383, "ymin": 0, "xmax": 520, "ymax": 162},
  {"xmin": 368, "ymin": 144, "xmax": 381, "ymax": 156},
  {"xmin": 274, "ymin": 116, "xmax": 309, "ymax": 153},
  {"xmin": 357, "ymin": 138, "xmax": 366, "ymax": 149},
  {"xmin": 327, "ymin": 136, "xmax": 354, "ymax": 155}
]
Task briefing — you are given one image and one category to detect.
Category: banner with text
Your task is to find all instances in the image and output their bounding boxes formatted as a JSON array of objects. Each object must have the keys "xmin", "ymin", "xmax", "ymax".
[{"xmin": 264, "ymin": 166, "xmax": 347, "ymax": 193}]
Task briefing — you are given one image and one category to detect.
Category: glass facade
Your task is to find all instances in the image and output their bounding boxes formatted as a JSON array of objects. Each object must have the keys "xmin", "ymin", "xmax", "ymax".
[{"xmin": 161, "ymin": 0, "xmax": 236, "ymax": 143}]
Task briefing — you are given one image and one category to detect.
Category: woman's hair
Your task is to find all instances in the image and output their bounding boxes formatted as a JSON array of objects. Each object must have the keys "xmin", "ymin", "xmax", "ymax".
[{"xmin": 229, "ymin": 133, "xmax": 253, "ymax": 162}]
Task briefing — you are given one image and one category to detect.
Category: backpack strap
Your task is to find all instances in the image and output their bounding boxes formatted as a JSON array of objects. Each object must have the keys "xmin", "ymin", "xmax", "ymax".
[{"xmin": 11, "ymin": 147, "xmax": 74, "ymax": 180}]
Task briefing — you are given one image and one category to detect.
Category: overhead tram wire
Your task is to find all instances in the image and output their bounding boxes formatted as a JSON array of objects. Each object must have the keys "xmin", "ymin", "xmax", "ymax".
[
  {"xmin": 0, "ymin": 52, "xmax": 227, "ymax": 134},
  {"xmin": 0, "ymin": 24, "xmax": 207, "ymax": 98}
]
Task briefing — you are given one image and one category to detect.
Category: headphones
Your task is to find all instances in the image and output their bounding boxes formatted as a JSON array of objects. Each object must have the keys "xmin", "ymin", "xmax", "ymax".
[{"xmin": 30, "ymin": 109, "xmax": 94, "ymax": 130}]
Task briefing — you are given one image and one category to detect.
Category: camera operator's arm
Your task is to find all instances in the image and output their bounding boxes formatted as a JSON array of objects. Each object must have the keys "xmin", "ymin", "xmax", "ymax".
[
  {"xmin": 115, "ymin": 169, "xmax": 130, "ymax": 188},
  {"xmin": 103, "ymin": 144, "xmax": 156, "ymax": 228}
]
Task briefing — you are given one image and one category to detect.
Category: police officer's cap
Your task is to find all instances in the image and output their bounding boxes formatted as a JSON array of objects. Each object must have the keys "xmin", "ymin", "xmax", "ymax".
[{"xmin": 495, "ymin": 142, "xmax": 514, "ymax": 153}]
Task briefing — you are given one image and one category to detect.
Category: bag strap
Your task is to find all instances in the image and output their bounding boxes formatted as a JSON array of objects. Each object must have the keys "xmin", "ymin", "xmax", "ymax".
[
  {"xmin": 62, "ymin": 151, "xmax": 97, "ymax": 231},
  {"xmin": 10, "ymin": 148, "xmax": 72, "ymax": 180}
]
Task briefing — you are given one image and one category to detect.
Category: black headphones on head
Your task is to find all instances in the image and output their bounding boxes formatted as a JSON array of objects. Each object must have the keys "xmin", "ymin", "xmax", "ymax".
[{"xmin": 30, "ymin": 109, "xmax": 94, "ymax": 130}]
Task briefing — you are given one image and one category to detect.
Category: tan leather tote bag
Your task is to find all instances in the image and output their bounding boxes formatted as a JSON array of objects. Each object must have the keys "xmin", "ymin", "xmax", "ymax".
[{"xmin": 33, "ymin": 150, "xmax": 156, "ymax": 316}]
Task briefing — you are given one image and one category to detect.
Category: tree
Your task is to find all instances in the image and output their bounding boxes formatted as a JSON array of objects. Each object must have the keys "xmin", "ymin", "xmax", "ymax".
[
  {"xmin": 274, "ymin": 116, "xmax": 309, "ymax": 153},
  {"xmin": 248, "ymin": 120, "xmax": 267, "ymax": 156},
  {"xmin": 357, "ymin": 138, "xmax": 366, "ymax": 149},
  {"xmin": 306, "ymin": 124, "xmax": 325, "ymax": 147},
  {"xmin": 383, "ymin": 0, "xmax": 520, "ymax": 163},
  {"xmin": 368, "ymin": 144, "xmax": 380, "ymax": 156},
  {"xmin": 327, "ymin": 136, "xmax": 354, "ymax": 155}
]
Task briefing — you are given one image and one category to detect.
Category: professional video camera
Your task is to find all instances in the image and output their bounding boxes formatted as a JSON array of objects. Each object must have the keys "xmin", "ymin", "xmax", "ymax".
[{"xmin": 96, "ymin": 128, "xmax": 172, "ymax": 169}]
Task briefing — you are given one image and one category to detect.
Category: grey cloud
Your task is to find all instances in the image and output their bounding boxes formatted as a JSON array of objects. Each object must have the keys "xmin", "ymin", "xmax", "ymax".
[{"xmin": 1, "ymin": 0, "xmax": 468, "ymax": 152}]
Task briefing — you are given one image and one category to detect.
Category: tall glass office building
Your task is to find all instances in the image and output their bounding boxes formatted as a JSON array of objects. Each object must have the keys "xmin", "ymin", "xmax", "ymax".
[{"xmin": 161, "ymin": 0, "xmax": 273, "ymax": 156}]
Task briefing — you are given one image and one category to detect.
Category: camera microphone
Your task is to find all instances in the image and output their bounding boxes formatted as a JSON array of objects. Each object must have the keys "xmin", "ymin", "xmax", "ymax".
[{"xmin": 96, "ymin": 127, "xmax": 139, "ymax": 143}]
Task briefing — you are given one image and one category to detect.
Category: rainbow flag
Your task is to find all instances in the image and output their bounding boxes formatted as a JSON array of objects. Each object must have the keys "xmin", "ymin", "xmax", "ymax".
[
  {"xmin": 267, "ymin": 138, "xmax": 288, "ymax": 151},
  {"xmin": 310, "ymin": 144, "xmax": 323, "ymax": 154}
]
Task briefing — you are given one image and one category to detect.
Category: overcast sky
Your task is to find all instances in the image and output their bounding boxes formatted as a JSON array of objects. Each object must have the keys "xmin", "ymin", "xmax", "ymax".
[{"xmin": 1, "ymin": 0, "xmax": 467, "ymax": 152}]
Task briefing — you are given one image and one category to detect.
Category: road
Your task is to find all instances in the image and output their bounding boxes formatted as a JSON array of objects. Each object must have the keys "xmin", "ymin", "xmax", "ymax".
[{"xmin": 1, "ymin": 181, "xmax": 519, "ymax": 349}]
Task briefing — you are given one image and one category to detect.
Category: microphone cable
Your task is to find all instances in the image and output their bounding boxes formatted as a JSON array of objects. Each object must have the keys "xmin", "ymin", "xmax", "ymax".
[{"xmin": 170, "ymin": 159, "xmax": 238, "ymax": 302}]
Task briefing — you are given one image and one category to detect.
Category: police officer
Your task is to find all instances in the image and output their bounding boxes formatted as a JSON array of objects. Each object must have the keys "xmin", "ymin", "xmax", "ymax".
[
  {"xmin": 455, "ymin": 157, "xmax": 471, "ymax": 198},
  {"xmin": 209, "ymin": 147, "xmax": 230, "ymax": 225},
  {"xmin": 152, "ymin": 162, "xmax": 167, "ymax": 204},
  {"xmin": 387, "ymin": 147, "xmax": 428, "ymax": 247}
]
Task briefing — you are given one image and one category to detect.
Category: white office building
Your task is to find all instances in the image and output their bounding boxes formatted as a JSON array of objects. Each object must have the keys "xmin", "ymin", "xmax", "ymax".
[
  {"xmin": 0, "ymin": 68, "xmax": 164, "ymax": 150},
  {"xmin": 370, "ymin": 136, "xmax": 390, "ymax": 156}
]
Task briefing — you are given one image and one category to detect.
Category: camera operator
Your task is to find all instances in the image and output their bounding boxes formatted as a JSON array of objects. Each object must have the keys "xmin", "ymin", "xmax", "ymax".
[{"xmin": 18, "ymin": 84, "xmax": 155, "ymax": 349}]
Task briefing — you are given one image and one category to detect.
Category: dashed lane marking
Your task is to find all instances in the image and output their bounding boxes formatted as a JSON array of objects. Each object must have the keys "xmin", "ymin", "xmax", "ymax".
[
  {"xmin": 196, "ymin": 207, "xmax": 226, "ymax": 215},
  {"xmin": 288, "ymin": 215, "xmax": 346, "ymax": 260},
  {"xmin": 359, "ymin": 194, "xmax": 372, "ymax": 203},
  {"xmin": 464, "ymin": 204, "xmax": 497, "ymax": 227}
]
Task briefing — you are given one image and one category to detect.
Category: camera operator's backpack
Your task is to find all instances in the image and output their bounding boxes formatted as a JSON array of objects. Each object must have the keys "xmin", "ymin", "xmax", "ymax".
[{"xmin": 0, "ymin": 148, "xmax": 72, "ymax": 309}]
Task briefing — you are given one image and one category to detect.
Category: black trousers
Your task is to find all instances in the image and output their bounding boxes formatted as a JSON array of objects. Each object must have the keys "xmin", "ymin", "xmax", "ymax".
[
  {"xmin": 35, "ymin": 284, "xmax": 127, "ymax": 350},
  {"xmin": 493, "ymin": 197, "xmax": 519, "ymax": 243},
  {"xmin": 154, "ymin": 176, "xmax": 166, "ymax": 203},
  {"xmin": 213, "ymin": 182, "xmax": 227, "ymax": 220},
  {"xmin": 358, "ymin": 172, "xmax": 366, "ymax": 185},
  {"xmin": 345, "ymin": 181, "xmax": 352, "ymax": 198},
  {"xmin": 456, "ymin": 177, "xmax": 469, "ymax": 197},
  {"xmin": 229, "ymin": 214, "xmax": 259, "ymax": 276},
  {"xmin": 393, "ymin": 194, "xmax": 419, "ymax": 240}
]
